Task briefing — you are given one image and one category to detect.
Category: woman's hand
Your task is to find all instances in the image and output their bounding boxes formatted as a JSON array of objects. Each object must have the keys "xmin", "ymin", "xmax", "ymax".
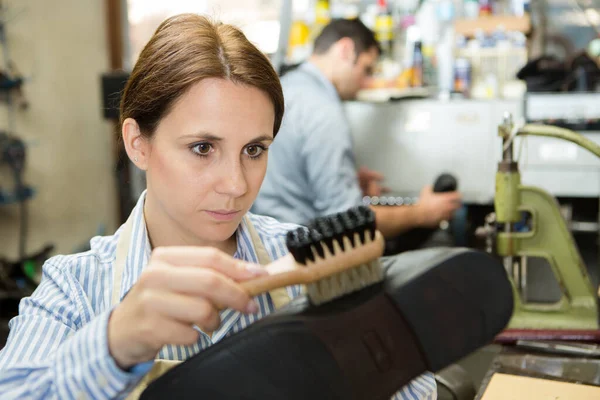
[{"xmin": 107, "ymin": 246, "xmax": 267, "ymax": 370}]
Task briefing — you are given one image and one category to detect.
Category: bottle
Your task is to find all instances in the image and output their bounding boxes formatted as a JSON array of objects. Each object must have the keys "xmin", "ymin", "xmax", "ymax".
[
  {"xmin": 479, "ymin": 0, "xmax": 493, "ymax": 16},
  {"xmin": 310, "ymin": 0, "xmax": 330, "ymax": 45},
  {"xmin": 422, "ymin": 43, "xmax": 437, "ymax": 87},
  {"xmin": 454, "ymin": 57, "xmax": 472, "ymax": 96},
  {"xmin": 436, "ymin": 20, "xmax": 455, "ymax": 95},
  {"xmin": 411, "ymin": 41, "xmax": 424, "ymax": 87},
  {"xmin": 463, "ymin": 0, "xmax": 480, "ymax": 18},
  {"xmin": 287, "ymin": 20, "xmax": 311, "ymax": 64},
  {"xmin": 511, "ymin": 0, "xmax": 530, "ymax": 16},
  {"xmin": 374, "ymin": 0, "xmax": 394, "ymax": 59},
  {"xmin": 315, "ymin": 0, "xmax": 330, "ymax": 26}
]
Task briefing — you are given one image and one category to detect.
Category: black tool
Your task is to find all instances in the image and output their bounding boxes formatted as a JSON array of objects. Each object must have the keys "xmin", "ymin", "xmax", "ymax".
[{"xmin": 433, "ymin": 173, "xmax": 457, "ymax": 193}]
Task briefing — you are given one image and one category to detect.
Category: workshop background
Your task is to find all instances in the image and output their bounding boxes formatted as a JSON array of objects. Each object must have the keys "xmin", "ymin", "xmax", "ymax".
[{"xmin": 3, "ymin": 0, "xmax": 600, "ymax": 399}]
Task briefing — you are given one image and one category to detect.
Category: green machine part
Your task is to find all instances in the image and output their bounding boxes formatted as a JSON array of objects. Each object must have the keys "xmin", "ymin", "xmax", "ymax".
[
  {"xmin": 494, "ymin": 122, "xmax": 600, "ymax": 330},
  {"xmin": 495, "ymin": 170, "xmax": 521, "ymax": 225}
]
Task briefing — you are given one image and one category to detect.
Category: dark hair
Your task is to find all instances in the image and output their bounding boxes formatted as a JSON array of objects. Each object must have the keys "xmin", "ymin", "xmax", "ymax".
[
  {"xmin": 313, "ymin": 18, "xmax": 381, "ymax": 56},
  {"xmin": 120, "ymin": 14, "xmax": 284, "ymax": 139}
]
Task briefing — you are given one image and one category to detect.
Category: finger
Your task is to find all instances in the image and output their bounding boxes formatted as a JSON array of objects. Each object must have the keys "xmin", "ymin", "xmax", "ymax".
[
  {"xmin": 151, "ymin": 247, "xmax": 267, "ymax": 280},
  {"xmin": 439, "ymin": 192, "xmax": 462, "ymax": 203},
  {"xmin": 443, "ymin": 202, "xmax": 462, "ymax": 218},
  {"xmin": 444, "ymin": 197, "xmax": 462, "ymax": 209},
  {"xmin": 440, "ymin": 203, "xmax": 461, "ymax": 218},
  {"xmin": 443, "ymin": 190, "xmax": 462, "ymax": 199},
  {"xmin": 365, "ymin": 171, "xmax": 384, "ymax": 181},
  {"xmin": 381, "ymin": 186, "xmax": 392, "ymax": 194},
  {"xmin": 141, "ymin": 267, "xmax": 254, "ymax": 312},
  {"xmin": 367, "ymin": 181, "xmax": 382, "ymax": 197},
  {"xmin": 147, "ymin": 291, "xmax": 223, "ymax": 331},
  {"xmin": 420, "ymin": 185, "xmax": 433, "ymax": 195},
  {"xmin": 441, "ymin": 209, "xmax": 455, "ymax": 221},
  {"xmin": 367, "ymin": 171, "xmax": 384, "ymax": 181},
  {"xmin": 152, "ymin": 318, "xmax": 201, "ymax": 347},
  {"xmin": 359, "ymin": 166, "xmax": 384, "ymax": 180}
]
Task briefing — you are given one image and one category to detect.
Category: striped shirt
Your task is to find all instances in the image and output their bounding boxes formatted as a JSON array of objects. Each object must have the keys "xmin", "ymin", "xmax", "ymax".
[{"xmin": 0, "ymin": 192, "xmax": 436, "ymax": 399}]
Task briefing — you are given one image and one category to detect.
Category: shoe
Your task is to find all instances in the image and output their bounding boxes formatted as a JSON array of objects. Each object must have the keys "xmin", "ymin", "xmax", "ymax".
[{"xmin": 141, "ymin": 247, "xmax": 513, "ymax": 400}]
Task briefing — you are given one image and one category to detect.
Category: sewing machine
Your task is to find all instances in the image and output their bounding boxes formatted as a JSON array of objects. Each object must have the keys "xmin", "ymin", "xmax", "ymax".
[{"xmin": 477, "ymin": 113, "xmax": 600, "ymax": 334}]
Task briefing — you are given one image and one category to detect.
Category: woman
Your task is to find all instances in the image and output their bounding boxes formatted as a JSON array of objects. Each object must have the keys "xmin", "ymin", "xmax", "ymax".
[{"xmin": 0, "ymin": 14, "xmax": 436, "ymax": 400}]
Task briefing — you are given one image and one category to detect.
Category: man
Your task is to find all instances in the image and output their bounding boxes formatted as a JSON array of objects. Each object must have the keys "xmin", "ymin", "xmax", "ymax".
[{"xmin": 254, "ymin": 18, "xmax": 461, "ymax": 241}]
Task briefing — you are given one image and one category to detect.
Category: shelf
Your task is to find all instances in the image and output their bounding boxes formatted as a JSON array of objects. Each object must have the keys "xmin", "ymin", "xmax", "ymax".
[{"xmin": 454, "ymin": 14, "xmax": 531, "ymax": 37}]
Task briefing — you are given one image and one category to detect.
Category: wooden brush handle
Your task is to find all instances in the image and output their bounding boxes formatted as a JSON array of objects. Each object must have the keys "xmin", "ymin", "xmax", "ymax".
[{"xmin": 241, "ymin": 230, "xmax": 385, "ymax": 297}]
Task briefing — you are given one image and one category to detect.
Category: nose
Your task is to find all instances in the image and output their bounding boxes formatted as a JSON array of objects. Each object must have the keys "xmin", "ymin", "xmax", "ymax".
[{"xmin": 215, "ymin": 158, "xmax": 248, "ymax": 198}]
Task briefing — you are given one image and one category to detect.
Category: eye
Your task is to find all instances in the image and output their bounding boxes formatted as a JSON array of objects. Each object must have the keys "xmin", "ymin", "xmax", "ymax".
[
  {"xmin": 191, "ymin": 142, "xmax": 213, "ymax": 156},
  {"xmin": 244, "ymin": 144, "xmax": 266, "ymax": 159}
]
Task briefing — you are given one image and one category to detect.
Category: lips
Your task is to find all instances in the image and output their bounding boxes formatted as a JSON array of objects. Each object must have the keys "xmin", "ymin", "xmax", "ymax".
[{"xmin": 205, "ymin": 209, "xmax": 241, "ymax": 221}]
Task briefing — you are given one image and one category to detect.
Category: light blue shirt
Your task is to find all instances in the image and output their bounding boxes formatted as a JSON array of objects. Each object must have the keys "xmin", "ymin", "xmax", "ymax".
[
  {"xmin": 252, "ymin": 62, "xmax": 365, "ymax": 225},
  {"xmin": 0, "ymin": 190, "xmax": 436, "ymax": 399}
]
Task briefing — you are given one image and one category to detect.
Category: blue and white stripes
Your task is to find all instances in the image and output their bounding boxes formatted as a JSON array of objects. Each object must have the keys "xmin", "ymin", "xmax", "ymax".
[{"xmin": 0, "ymin": 192, "xmax": 436, "ymax": 399}]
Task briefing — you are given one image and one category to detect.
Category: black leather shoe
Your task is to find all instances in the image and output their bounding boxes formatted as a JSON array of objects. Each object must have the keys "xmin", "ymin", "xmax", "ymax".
[{"xmin": 141, "ymin": 248, "xmax": 513, "ymax": 400}]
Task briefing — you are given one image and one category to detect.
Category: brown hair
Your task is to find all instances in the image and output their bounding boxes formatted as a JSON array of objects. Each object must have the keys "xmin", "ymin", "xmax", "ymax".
[
  {"xmin": 120, "ymin": 14, "xmax": 284, "ymax": 138},
  {"xmin": 313, "ymin": 18, "xmax": 381, "ymax": 56}
]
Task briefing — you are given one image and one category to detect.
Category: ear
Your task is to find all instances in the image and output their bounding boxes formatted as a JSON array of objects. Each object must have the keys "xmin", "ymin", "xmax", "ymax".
[
  {"xmin": 122, "ymin": 118, "xmax": 150, "ymax": 171},
  {"xmin": 336, "ymin": 37, "xmax": 357, "ymax": 63}
]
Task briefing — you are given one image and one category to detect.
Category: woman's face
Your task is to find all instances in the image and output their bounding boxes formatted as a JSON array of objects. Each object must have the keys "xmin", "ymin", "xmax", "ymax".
[{"xmin": 140, "ymin": 78, "xmax": 275, "ymax": 245}]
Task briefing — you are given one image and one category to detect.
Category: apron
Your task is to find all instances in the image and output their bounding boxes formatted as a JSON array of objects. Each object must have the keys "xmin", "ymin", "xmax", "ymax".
[{"xmin": 110, "ymin": 213, "xmax": 292, "ymax": 400}]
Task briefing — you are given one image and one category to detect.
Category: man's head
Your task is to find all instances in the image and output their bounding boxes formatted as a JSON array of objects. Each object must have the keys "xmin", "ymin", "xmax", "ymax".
[{"xmin": 311, "ymin": 18, "xmax": 380, "ymax": 100}]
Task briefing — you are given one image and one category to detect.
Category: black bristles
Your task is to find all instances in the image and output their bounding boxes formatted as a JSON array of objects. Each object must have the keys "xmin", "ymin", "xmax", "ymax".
[
  {"xmin": 349, "ymin": 207, "xmax": 366, "ymax": 243},
  {"xmin": 286, "ymin": 206, "xmax": 378, "ymax": 265},
  {"xmin": 340, "ymin": 209, "xmax": 359, "ymax": 246},
  {"xmin": 310, "ymin": 229, "xmax": 325, "ymax": 258},
  {"xmin": 285, "ymin": 230, "xmax": 303, "ymax": 264},
  {"xmin": 331, "ymin": 217, "xmax": 345, "ymax": 251},
  {"xmin": 301, "ymin": 228, "xmax": 317, "ymax": 263},
  {"xmin": 313, "ymin": 217, "xmax": 336, "ymax": 255},
  {"xmin": 358, "ymin": 206, "xmax": 376, "ymax": 240},
  {"xmin": 286, "ymin": 228, "xmax": 313, "ymax": 265}
]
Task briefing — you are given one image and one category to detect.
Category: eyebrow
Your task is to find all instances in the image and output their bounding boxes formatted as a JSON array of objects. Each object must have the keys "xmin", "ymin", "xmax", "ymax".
[{"xmin": 180, "ymin": 132, "xmax": 273, "ymax": 143}]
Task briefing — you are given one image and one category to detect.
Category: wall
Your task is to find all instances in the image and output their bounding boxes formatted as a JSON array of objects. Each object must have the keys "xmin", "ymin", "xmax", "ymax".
[{"xmin": 0, "ymin": 0, "xmax": 118, "ymax": 260}]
